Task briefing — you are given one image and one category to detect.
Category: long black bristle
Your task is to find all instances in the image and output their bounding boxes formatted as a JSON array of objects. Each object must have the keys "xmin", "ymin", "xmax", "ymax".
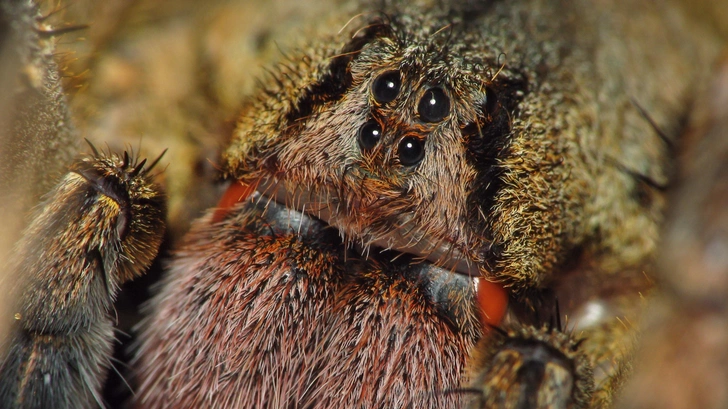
[
  {"xmin": 130, "ymin": 159, "xmax": 148, "ymax": 178},
  {"xmin": 605, "ymin": 156, "xmax": 669, "ymax": 192},
  {"xmin": 85, "ymin": 139, "xmax": 100, "ymax": 157},
  {"xmin": 34, "ymin": 24, "xmax": 89, "ymax": 38},
  {"xmin": 631, "ymin": 98, "xmax": 673, "ymax": 150},
  {"xmin": 555, "ymin": 297, "xmax": 562, "ymax": 332},
  {"xmin": 146, "ymin": 149, "xmax": 168, "ymax": 173},
  {"xmin": 488, "ymin": 324, "xmax": 508, "ymax": 337}
]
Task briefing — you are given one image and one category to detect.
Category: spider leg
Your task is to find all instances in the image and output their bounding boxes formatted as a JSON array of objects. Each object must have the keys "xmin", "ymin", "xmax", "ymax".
[{"xmin": 0, "ymin": 152, "xmax": 165, "ymax": 409}]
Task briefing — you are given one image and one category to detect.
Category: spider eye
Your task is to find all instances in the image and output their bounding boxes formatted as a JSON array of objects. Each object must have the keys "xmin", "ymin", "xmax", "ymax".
[
  {"xmin": 371, "ymin": 71, "xmax": 401, "ymax": 103},
  {"xmin": 358, "ymin": 120, "xmax": 383, "ymax": 150},
  {"xmin": 397, "ymin": 136, "xmax": 425, "ymax": 166},
  {"xmin": 418, "ymin": 87, "xmax": 450, "ymax": 123}
]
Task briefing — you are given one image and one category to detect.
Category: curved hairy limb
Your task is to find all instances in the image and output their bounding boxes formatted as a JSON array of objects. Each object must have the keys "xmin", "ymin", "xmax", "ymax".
[{"xmin": 0, "ymin": 149, "xmax": 165, "ymax": 408}]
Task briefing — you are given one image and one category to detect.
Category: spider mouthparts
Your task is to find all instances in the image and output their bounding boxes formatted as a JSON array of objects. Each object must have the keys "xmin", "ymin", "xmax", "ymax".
[
  {"xmin": 214, "ymin": 178, "xmax": 508, "ymax": 332},
  {"xmin": 477, "ymin": 277, "xmax": 508, "ymax": 328},
  {"xmin": 212, "ymin": 179, "xmax": 260, "ymax": 223},
  {"xmin": 249, "ymin": 177, "xmax": 487, "ymax": 277}
]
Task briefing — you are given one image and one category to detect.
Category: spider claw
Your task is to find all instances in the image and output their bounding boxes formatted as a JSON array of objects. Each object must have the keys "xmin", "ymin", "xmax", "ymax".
[{"xmin": 130, "ymin": 158, "xmax": 148, "ymax": 177}]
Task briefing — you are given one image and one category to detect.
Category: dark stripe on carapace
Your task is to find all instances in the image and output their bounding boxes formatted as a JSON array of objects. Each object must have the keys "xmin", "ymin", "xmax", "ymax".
[
  {"xmin": 464, "ymin": 76, "xmax": 527, "ymax": 266},
  {"xmin": 284, "ymin": 20, "xmax": 393, "ymax": 127}
]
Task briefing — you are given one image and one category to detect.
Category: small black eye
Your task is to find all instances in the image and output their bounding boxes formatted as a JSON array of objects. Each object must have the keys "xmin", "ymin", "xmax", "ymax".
[
  {"xmin": 397, "ymin": 136, "xmax": 425, "ymax": 166},
  {"xmin": 418, "ymin": 87, "xmax": 450, "ymax": 122},
  {"xmin": 358, "ymin": 120, "xmax": 383, "ymax": 150},
  {"xmin": 372, "ymin": 71, "xmax": 401, "ymax": 103}
]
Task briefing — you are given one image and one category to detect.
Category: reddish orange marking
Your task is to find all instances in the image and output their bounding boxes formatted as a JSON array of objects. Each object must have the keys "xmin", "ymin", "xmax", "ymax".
[
  {"xmin": 211, "ymin": 179, "xmax": 259, "ymax": 223},
  {"xmin": 477, "ymin": 278, "xmax": 508, "ymax": 328}
]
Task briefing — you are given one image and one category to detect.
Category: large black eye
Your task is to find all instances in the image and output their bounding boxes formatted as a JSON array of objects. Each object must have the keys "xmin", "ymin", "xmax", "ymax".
[
  {"xmin": 397, "ymin": 137, "xmax": 425, "ymax": 166},
  {"xmin": 418, "ymin": 87, "xmax": 450, "ymax": 122},
  {"xmin": 371, "ymin": 71, "xmax": 401, "ymax": 103},
  {"xmin": 358, "ymin": 120, "xmax": 383, "ymax": 150}
]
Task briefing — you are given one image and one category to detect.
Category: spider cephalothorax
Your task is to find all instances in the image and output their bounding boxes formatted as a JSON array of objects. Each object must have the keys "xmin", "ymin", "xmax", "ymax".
[
  {"xmin": 135, "ymin": 1, "xmax": 637, "ymax": 406},
  {"xmin": 221, "ymin": 1, "xmax": 596, "ymax": 291},
  {"xmin": 224, "ymin": 9, "xmax": 517, "ymax": 276},
  {"xmin": 134, "ymin": 5, "xmax": 531, "ymax": 408}
]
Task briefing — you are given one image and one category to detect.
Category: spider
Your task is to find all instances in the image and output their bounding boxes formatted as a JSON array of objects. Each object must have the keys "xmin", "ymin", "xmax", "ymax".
[{"xmin": 1, "ymin": 0, "xmax": 727, "ymax": 408}]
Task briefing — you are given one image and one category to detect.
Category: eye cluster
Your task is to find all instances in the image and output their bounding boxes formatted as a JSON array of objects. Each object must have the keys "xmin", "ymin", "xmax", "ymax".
[{"xmin": 357, "ymin": 70, "xmax": 452, "ymax": 167}]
